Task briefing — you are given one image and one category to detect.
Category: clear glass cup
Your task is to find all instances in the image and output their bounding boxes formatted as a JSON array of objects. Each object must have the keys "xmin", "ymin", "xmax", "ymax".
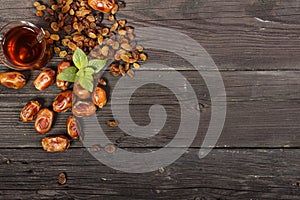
[{"xmin": 0, "ymin": 21, "xmax": 51, "ymax": 70}]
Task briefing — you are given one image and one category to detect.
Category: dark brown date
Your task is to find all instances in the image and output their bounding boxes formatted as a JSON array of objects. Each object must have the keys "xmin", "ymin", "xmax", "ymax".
[
  {"xmin": 67, "ymin": 116, "xmax": 81, "ymax": 140},
  {"xmin": 73, "ymin": 82, "xmax": 91, "ymax": 99},
  {"xmin": 92, "ymin": 87, "xmax": 107, "ymax": 108},
  {"xmin": 42, "ymin": 135, "xmax": 70, "ymax": 152},
  {"xmin": 88, "ymin": 0, "xmax": 115, "ymax": 13},
  {"xmin": 34, "ymin": 108, "xmax": 54, "ymax": 134},
  {"xmin": 20, "ymin": 100, "xmax": 41, "ymax": 122},
  {"xmin": 34, "ymin": 68, "xmax": 56, "ymax": 91},
  {"xmin": 53, "ymin": 90, "xmax": 72, "ymax": 113},
  {"xmin": 0, "ymin": 72, "xmax": 26, "ymax": 89},
  {"xmin": 56, "ymin": 62, "xmax": 71, "ymax": 90},
  {"xmin": 72, "ymin": 101, "xmax": 97, "ymax": 117}
]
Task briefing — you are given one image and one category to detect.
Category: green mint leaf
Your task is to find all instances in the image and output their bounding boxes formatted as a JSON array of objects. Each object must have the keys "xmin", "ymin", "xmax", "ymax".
[
  {"xmin": 57, "ymin": 66, "xmax": 78, "ymax": 82},
  {"xmin": 84, "ymin": 74, "xmax": 94, "ymax": 83},
  {"xmin": 76, "ymin": 68, "xmax": 94, "ymax": 81},
  {"xmin": 76, "ymin": 69, "xmax": 85, "ymax": 78},
  {"xmin": 73, "ymin": 48, "xmax": 88, "ymax": 69},
  {"xmin": 75, "ymin": 75, "xmax": 79, "ymax": 82},
  {"xmin": 88, "ymin": 59, "xmax": 107, "ymax": 73},
  {"xmin": 84, "ymin": 67, "xmax": 95, "ymax": 76},
  {"xmin": 79, "ymin": 77, "xmax": 94, "ymax": 92}
]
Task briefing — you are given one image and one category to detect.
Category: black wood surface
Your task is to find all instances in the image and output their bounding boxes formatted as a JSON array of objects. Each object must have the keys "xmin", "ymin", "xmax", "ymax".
[{"xmin": 0, "ymin": 0, "xmax": 300, "ymax": 199}]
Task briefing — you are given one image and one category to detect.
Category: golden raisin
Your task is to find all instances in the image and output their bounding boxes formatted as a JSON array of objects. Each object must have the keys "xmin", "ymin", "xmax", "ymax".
[
  {"xmin": 59, "ymin": 51, "xmax": 68, "ymax": 58},
  {"xmin": 36, "ymin": 11, "xmax": 44, "ymax": 17},
  {"xmin": 107, "ymin": 120, "xmax": 118, "ymax": 127},
  {"xmin": 33, "ymin": 1, "xmax": 40, "ymax": 7},
  {"xmin": 50, "ymin": 34, "xmax": 60, "ymax": 41},
  {"xmin": 36, "ymin": 5, "xmax": 46, "ymax": 11}
]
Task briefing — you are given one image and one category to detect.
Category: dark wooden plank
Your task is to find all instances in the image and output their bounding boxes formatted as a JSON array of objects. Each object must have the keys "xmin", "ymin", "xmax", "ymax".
[
  {"xmin": 1, "ymin": 0, "xmax": 300, "ymax": 70},
  {"xmin": 0, "ymin": 71, "xmax": 300, "ymax": 148},
  {"xmin": 115, "ymin": 0, "xmax": 300, "ymax": 70},
  {"xmin": 0, "ymin": 0, "xmax": 299, "ymax": 199},
  {"xmin": 1, "ymin": 101, "xmax": 300, "ymax": 148},
  {"xmin": 0, "ymin": 70, "xmax": 300, "ymax": 104},
  {"xmin": 0, "ymin": 148, "xmax": 300, "ymax": 199}
]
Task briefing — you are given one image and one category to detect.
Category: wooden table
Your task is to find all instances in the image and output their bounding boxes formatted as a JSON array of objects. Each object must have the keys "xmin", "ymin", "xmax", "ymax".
[{"xmin": 1, "ymin": 0, "xmax": 300, "ymax": 199}]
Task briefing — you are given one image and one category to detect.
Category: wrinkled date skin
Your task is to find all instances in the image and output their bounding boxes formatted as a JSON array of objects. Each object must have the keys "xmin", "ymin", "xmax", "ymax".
[
  {"xmin": 72, "ymin": 101, "xmax": 97, "ymax": 117},
  {"xmin": 73, "ymin": 82, "xmax": 90, "ymax": 99},
  {"xmin": 88, "ymin": 0, "xmax": 115, "ymax": 13},
  {"xmin": 92, "ymin": 87, "xmax": 107, "ymax": 108},
  {"xmin": 20, "ymin": 100, "xmax": 42, "ymax": 122},
  {"xmin": 34, "ymin": 68, "xmax": 56, "ymax": 91},
  {"xmin": 53, "ymin": 90, "xmax": 72, "ymax": 113},
  {"xmin": 67, "ymin": 116, "xmax": 81, "ymax": 139},
  {"xmin": 0, "ymin": 72, "xmax": 26, "ymax": 89},
  {"xmin": 34, "ymin": 108, "xmax": 54, "ymax": 134},
  {"xmin": 42, "ymin": 135, "xmax": 70, "ymax": 152},
  {"xmin": 56, "ymin": 62, "xmax": 71, "ymax": 90}
]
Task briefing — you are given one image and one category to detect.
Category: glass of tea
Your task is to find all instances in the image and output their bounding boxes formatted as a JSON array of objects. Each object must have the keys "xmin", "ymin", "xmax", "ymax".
[{"xmin": 0, "ymin": 21, "xmax": 51, "ymax": 70}]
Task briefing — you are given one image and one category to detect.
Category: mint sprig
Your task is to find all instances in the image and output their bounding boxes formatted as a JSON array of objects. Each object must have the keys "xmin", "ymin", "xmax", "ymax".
[
  {"xmin": 57, "ymin": 48, "xmax": 107, "ymax": 92},
  {"xmin": 73, "ymin": 47, "xmax": 88, "ymax": 69},
  {"xmin": 57, "ymin": 66, "xmax": 77, "ymax": 82},
  {"xmin": 88, "ymin": 59, "xmax": 107, "ymax": 73}
]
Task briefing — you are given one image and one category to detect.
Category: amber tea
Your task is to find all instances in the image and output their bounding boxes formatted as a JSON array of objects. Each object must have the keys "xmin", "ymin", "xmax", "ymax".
[
  {"xmin": 3, "ymin": 26, "xmax": 44, "ymax": 66},
  {"xmin": 0, "ymin": 21, "xmax": 51, "ymax": 70}
]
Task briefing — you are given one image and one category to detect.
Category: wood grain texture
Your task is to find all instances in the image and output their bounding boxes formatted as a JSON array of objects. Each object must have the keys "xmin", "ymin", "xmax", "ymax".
[
  {"xmin": 0, "ymin": 71, "xmax": 300, "ymax": 148},
  {"xmin": 0, "ymin": 0, "xmax": 300, "ymax": 199},
  {"xmin": 1, "ymin": 0, "xmax": 300, "ymax": 70},
  {"xmin": 0, "ymin": 148, "xmax": 300, "ymax": 200}
]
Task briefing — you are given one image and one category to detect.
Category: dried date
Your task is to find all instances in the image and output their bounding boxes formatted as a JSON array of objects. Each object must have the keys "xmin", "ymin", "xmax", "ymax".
[
  {"xmin": 72, "ymin": 101, "xmax": 96, "ymax": 117},
  {"xmin": 92, "ymin": 87, "xmax": 107, "ymax": 108},
  {"xmin": 88, "ymin": 0, "xmax": 115, "ymax": 13},
  {"xmin": 34, "ymin": 108, "xmax": 54, "ymax": 135},
  {"xmin": 56, "ymin": 62, "xmax": 71, "ymax": 90},
  {"xmin": 20, "ymin": 100, "xmax": 42, "ymax": 122},
  {"xmin": 73, "ymin": 82, "xmax": 90, "ymax": 99},
  {"xmin": 53, "ymin": 90, "xmax": 72, "ymax": 113},
  {"xmin": 42, "ymin": 135, "xmax": 70, "ymax": 152},
  {"xmin": 0, "ymin": 72, "xmax": 26, "ymax": 90},
  {"xmin": 34, "ymin": 68, "xmax": 56, "ymax": 91},
  {"xmin": 67, "ymin": 116, "xmax": 81, "ymax": 140}
]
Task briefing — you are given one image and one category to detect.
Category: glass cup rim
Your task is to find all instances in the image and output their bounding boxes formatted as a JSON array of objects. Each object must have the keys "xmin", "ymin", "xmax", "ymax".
[{"xmin": 0, "ymin": 20, "xmax": 47, "ymax": 70}]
